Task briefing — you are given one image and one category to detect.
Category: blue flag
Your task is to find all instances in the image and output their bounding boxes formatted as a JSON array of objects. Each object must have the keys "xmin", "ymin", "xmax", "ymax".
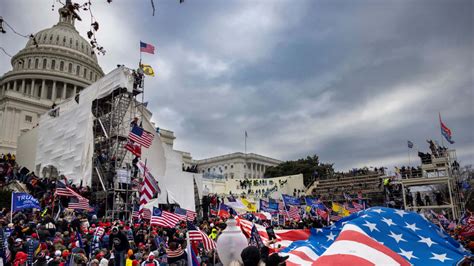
[
  {"xmin": 281, "ymin": 207, "xmax": 471, "ymax": 265},
  {"xmin": 282, "ymin": 194, "xmax": 301, "ymax": 206},
  {"xmin": 11, "ymin": 192, "xmax": 41, "ymax": 212},
  {"xmin": 249, "ymin": 224, "xmax": 264, "ymax": 249}
]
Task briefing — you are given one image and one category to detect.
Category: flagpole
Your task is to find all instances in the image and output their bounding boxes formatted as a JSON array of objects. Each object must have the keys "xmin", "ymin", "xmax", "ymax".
[
  {"xmin": 244, "ymin": 131, "xmax": 247, "ymax": 154},
  {"xmin": 407, "ymin": 146, "xmax": 411, "ymax": 167},
  {"xmin": 10, "ymin": 193, "xmax": 13, "ymax": 223}
]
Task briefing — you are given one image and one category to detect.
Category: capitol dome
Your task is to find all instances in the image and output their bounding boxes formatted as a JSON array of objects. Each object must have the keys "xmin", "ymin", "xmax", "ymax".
[{"xmin": 0, "ymin": 3, "xmax": 105, "ymax": 153}]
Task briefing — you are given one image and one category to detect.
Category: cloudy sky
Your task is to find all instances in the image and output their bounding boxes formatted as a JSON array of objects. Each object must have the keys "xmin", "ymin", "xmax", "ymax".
[{"xmin": 1, "ymin": 0, "xmax": 473, "ymax": 170}]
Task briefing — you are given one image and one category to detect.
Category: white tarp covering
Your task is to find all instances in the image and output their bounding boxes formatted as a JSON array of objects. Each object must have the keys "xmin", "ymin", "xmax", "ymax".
[
  {"xmin": 34, "ymin": 66, "xmax": 200, "ymax": 211},
  {"xmin": 144, "ymin": 143, "xmax": 202, "ymax": 212},
  {"xmin": 35, "ymin": 67, "xmax": 134, "ymax": 186}
]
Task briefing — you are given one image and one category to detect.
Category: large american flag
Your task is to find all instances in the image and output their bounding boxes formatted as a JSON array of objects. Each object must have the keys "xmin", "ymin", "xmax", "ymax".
[
  {"xmin": 280, "ymin": 207, "xmax": 471, "ymax": 265},
  {"xmin": 56, "ymin": 180, "xmax": 90, "ymax": 210},
  {"xmin": 175, "ymin": 207, "xmax": 197, "ymax": 221},
  {"xmin": 55, "ymin": 180, "xmax": 86, "ymax": 200},
  {"xmin": 150, "ymin": 207, "xmax": 184, "ymax": 228},
  {"xmin": 129, "ymin": 126, "xmax": 154, "ymax": 148},
  {"xmin": 187, "ymin": 222, "xmax": 216, "ymax": 251}
]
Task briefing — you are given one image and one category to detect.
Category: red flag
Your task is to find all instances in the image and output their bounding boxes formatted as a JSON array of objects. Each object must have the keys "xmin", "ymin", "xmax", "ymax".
[{"xmin": 124, "ymin": 140, "xmax": 141, "ymax": 157}]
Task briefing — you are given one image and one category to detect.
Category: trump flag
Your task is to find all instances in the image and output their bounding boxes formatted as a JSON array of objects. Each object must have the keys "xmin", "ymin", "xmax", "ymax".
[{"xmin": 12, "ymin": 192, "xmax": 41, "ymax": 211}]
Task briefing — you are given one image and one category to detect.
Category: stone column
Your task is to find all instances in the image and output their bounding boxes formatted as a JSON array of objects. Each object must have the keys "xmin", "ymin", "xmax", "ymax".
[
  {"xmin": 73, "ymin": 85, "xmax": 77, "ymax": 95},
  {"xmin": 62, "ymin": 83, "xmax": 67, "ymax": 99},
  {"xmin": 52, "ymin": 81, "xmax": 57, "ymax": 101},
  {"xmin": 31, "ymin": 79, "xmax": 35, "ymax": 96},
  {"xmin": 21, "ymin": 80, "xmax": 25, "ymax": 93},
  {"xmin": 13, "ymin": 80, "xmax": 17, "ymax": 91},
  {"xmin": 41, "ymin": 80, "xmax": 46, "ymax": 99},
  {"xmin": 6, "ymin": 82, "xmax": 10, "ymax": 91}
]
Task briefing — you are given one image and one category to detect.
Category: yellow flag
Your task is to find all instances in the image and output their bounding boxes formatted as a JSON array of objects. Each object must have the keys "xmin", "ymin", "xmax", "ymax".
[
  {"xmin": 140, "ymin": 64, "xmax": 155, "ymax": 77},
  {"xmin": 240, "ymin": 198, "xmax": 257, "ymax": 212},
  {"xmin": 332, "ymin": 202, "xmax": 342, "ymax": 213}
]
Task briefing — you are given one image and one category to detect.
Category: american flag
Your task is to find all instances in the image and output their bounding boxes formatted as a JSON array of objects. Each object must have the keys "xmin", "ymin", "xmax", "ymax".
[
  {"xmin": 140, "ymin": 41, "xmax": 155, "ymax": 54},
  {"xmin": 129, "ymin": 126, "xmax": 154, "ymax": 148},
  {"xmin": 132, "ymin": 205, "xmax": 140, "ymax": 220},
  {"xmin": 187, "ymin": 222, "xmax": 216, "ymax": 251},
  {"xmin": 281, "ymin": 207, "xmax": 471, "ymax": 265},
  {"xmin": 175, "ymin": 207, "xmax": 197, "ymax": 221},
  {"xmin": 150, "ymin": 207, "xmax": 184, "ymax": 228},
  {"xmin": 315, "ymin": 225, "xmax": 411, "ymax": 265},
  {"xmin": 68, "ymin": 197, "xmax": 91, "ymax": 211},
  {"xmin": 138, "ymin": 160, "xmax": 160, "ymax": 210},
  {"xmin": 55, "ymin": 180, "xmax": 87, "ymax": 201},
  {"xmin": 287, "ymin": 205, "xmax": 301, "ymax": 221}
]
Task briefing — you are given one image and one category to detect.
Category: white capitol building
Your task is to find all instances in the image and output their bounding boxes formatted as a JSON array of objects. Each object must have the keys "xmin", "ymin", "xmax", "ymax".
[{"xmin": 0, "ymin": 5, "xmax": 104, "ymax": 154}]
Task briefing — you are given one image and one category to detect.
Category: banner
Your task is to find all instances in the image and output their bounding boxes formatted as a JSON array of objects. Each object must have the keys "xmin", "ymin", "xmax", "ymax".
[
  {"xmin": 282, "ymin": 194, "xmax": 301, "ymax": 206},
  {"xmin": 11, "ymin": 192, "xmax": 41, "ymax": 212},
  {"xmin": 260, "ymin": 199, "xmax": 278, "ymax": 214}
]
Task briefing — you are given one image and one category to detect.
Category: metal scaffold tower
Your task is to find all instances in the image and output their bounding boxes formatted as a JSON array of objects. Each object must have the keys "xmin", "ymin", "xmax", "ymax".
[
  {"xmin": 400, "ymin": 149, "xmax": 464, "ymax": 219},
  {"xmin": 91, "ymin": 76, "xmax": 143, "ymax": 220}
]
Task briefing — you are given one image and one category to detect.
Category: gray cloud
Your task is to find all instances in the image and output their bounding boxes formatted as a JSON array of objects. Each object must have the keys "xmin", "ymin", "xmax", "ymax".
[{"xmin": 1, "ymin": 0, "xmax": 472, "ymax": 171}]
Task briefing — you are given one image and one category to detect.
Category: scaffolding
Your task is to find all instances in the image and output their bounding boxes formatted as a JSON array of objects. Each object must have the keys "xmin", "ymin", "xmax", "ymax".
[
  {"xmin": 400, "ymin": 149, "xmax": 464, "ymax": 219},
  {"xmin": 91, "ymin": 82, "xmax": 142, "ymax": 220}
]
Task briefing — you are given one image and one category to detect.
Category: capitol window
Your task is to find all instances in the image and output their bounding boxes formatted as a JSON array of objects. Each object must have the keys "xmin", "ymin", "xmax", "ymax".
[
  {"xmin": 28, "ymin": 59, "xmax": 31, "ymax": 68},
  {"xmin": 51, "ymin": 60, "xmax": 56, "ymax": 70},
  {"xmin": 42, "ymin": 59, "xmax": 47, "ymax": 69},
  {"xmin": 76, "ymin": 65, "xmax": 80, "ymax": 75},
  {"xmin": 35, "ymin": 59, "xmax": 39, "ymax": 69},
  {"xmin": 60, "ymin": 61, "xmax": 64, "ymax": 71},
  {"xmin": 25, "ymin": 115, "xmax": 32, "ymax": 123},
  {"xmin": 68, "ymin": 63, "xmax": 72, "ymax": 73}
]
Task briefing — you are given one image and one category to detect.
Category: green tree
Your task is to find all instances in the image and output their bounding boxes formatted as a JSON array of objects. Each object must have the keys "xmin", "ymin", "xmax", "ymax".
[{"xmin": 264, "ymin": 155, "xmax": 334, "ymax": 187}]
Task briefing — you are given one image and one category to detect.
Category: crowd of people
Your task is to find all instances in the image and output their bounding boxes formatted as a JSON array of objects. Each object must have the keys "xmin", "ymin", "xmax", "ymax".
[{"xmin": 0, "ymin": 152, "xmax": 472, "ymax": 265}]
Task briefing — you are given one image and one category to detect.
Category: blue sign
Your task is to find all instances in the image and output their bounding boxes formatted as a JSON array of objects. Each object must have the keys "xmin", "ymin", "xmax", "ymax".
[
  {"xmin": 260, "ymin": 199, "xmax": 279, "ymax": 213},
  {"xmin": 11, "ymin": 192, "xmax": 41, "ymax": 212}
]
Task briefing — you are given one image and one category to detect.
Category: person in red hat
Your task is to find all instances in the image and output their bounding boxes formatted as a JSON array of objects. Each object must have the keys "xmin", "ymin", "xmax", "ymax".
[{"xmin": 140, "ymin": 253, "xmax": 159, "ymax": 266}]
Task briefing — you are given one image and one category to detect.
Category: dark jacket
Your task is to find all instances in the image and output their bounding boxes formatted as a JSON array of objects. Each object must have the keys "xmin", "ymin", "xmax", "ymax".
[{"xmin": 108, "ymin": 231, "xmax": 129, "ymax": 252}]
